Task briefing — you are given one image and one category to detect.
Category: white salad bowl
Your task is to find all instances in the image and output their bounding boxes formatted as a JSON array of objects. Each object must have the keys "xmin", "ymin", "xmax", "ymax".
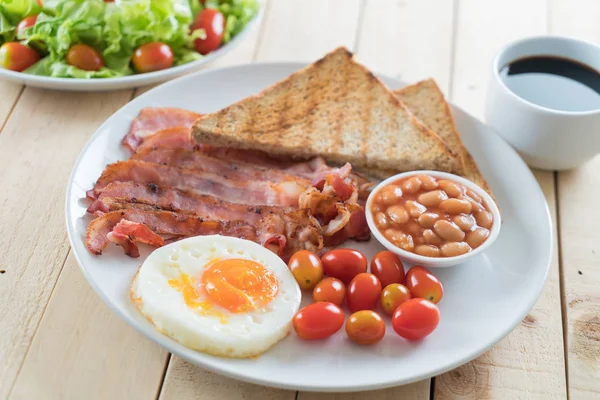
[
  {"xmin": 365, "ymin": 170, "xmax": 502, "ymax": 268},
  {"xmin": 0, "ymin": 3, "xmax": 263, "ymax": 92}
]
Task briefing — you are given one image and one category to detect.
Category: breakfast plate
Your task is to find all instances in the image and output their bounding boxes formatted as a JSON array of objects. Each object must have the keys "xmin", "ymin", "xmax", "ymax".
[
  {"xmin": 66, "ymin": 62, "xmax": 552, "ymax": 392},
  {"xmin": 0, "ymin": 2, "xmax": 262, "ymax": 92}
]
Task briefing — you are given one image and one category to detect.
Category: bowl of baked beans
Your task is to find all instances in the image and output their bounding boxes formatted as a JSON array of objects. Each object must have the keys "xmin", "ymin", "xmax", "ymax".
[{"xmin": 365, "ymin": 171, "xmax": 501, "ymax": 267}]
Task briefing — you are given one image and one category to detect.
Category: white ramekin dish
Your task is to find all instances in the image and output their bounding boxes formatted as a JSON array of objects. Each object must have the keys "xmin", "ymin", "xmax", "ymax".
[{"xmin": 365, "ymin": 170, "xmax": 501, "ymax": 268}]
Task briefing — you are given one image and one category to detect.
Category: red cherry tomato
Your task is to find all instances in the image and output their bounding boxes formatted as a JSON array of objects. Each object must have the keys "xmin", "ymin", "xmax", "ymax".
[
  {"xmin": 66, "ymin": 44, "xmax": 104, "ymax": 71},
  {"xmin": 0, "ymin": 42, "xmax": 40, "ymax": 72},
  {"xmin": 37, "ymin": 0, "xmax": 43, "ymax": 6},
  {"xmin": 312, "ymin": 277, "xmax": 345, "ymax": 306},
  {"xmin": 288, "ymin": 250, "xmax": 323, "ymax": 290},
  {"xmin": 392, "ymin": 298, "xmax": 440, "ymax": 340},
  {"xmin": 380, "ymin": 283, "xmax": 411, "ymax": 315},
  {"xmin": 16, "ymin": 15, "xmax": 37, "ymax": 36},
  {"xmin": 132, "ymin": 42, "xmax": 174, "ymax": 73},
  {"xmin": 346, "ymin": 310, "xmax": 386, "ymax": 345},
  {"xmin": 321, "ymin": 248, "xmax": 367, "ymax": 285},
  {"xmin": 370, "ymin": 251, "xmax": 405, "ymax": 288},
  {"xmin": 405, "ymin": 265, "xmax": 444, "ymax": 303},
  {"xmin": 191, "ymin": 8, "xmax": 225, "ymax": 55},
  {"xmin": 293, "ymin": 302, "xmax": 345, "ymax": 340},
  {"xmin": 346, "ymin": 273, "xmax": 382, "ymax": 313}
]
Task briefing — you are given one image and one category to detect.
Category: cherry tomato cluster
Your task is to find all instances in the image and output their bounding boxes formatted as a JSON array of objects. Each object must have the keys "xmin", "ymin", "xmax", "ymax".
[
  {"xmin": 1, "ymin": 7, "xmax": 225, "ymax": 74},
  {"xmin": 289, "ymin": 249, "xmax": 444, "ymax": 344}
]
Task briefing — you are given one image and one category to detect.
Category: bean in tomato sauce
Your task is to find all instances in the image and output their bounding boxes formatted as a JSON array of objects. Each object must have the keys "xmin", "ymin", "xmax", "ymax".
[{"xmin": 370, "ymin": 174, "xmax": 493, "ymax": 257}]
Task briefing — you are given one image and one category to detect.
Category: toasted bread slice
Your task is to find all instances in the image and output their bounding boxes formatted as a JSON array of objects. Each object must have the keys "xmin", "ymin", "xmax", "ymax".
[
  {"xmin": 191, "ymin": 47, "xmax": 461, "ymax": 175},
  {"xmin": 393, "ymin": 79, "xmax": 493, "ymax": 197}
]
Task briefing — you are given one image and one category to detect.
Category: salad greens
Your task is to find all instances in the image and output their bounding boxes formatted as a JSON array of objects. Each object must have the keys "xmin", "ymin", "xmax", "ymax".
[{"xmin": 0, "ymin": 0, "xmax": 259, "ymax": 78}]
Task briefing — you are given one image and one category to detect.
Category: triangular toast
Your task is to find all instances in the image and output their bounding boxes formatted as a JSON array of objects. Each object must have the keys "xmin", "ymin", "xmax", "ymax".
[
  {"xmin": 393, "ymin": 79, "xmax": 493, "ymax": 196},
  {"xmin": 191, "ymin": 47, "xmax": 461, "ymax": 175}
]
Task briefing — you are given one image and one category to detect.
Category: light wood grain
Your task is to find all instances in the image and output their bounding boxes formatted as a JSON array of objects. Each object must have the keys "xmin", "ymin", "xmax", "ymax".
[
  {"xmin": 551, "ymin": 3, "xmax": 600, "ymax": 397},
  {"xmin": 2, "ymin": 0, "xmax": 593, "ymax": 398},
  {"xmin": 557, "ymin": 161, "xmax": 600, "ymax": 398},
  {"xmin": 450, "ymin": 0, "xmax": 547, "ymax": 118},
  {"xmin": 297, "ymin": 384, "xmax": 429, "ymax": 400},
  {"xmin": 255, "ymin": 0, "xmax": 361, "ymax": 62},
  {"xmin": 355, "ymin": 0, "xmax": 455, "ymax": 91},
  {"xmin": 550, "ymin": 0, "xmax": 600, "ymax": 40},
  {"xmin": 10, "ymin": 254, "xmax": 169, "ymax": 400},
  {"xmin": 435, "ymin": 0, "xmax": 567, "ymax": 398},
  {"xmin": 159, "ymin": 357, "xmax": 295, "ymax": 400},
  {"xmin": 0, "ymin": 82, "xmax": 22, "ymax": 131},
  {"xmin": 0, "ymin": 88, "xmax": 131, "ymax": 399}
]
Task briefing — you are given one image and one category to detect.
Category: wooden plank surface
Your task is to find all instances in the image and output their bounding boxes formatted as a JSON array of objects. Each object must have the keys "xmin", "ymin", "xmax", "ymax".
[
  {"xmin": 10, "ymin": 254, "xmax": 168, "ymax": 400},
  {"xmin": 434, "ymin": 0, "xmax": 567, "ymax": 398},
  {"xmin": 355, "ymin": 0, "xmax": 455, "ymax": 91},
  {"xmin": 0, "ymin": 88, "xmax": 132, "ymax": 400},
  {"xmin": 551, "ymin": 1, "xmax": 600, "ymax": 398},
  {"xmin": 557, "ymin": 163, "xmax": 600, "ymax": 399},
  {"xmin": 298, "ymin": 383, "xmax": 430, "ymax": 400},
  {"xmin": 159, "ymin": 357, "xmax": 295, "ymax": 400},
  {"xmin": 0, "ymin": 82, "xmax": 22, "ymax": 131},
  {"xmin": 255, "ymin": 0, "xmax": 361, "ymax": 62},
  {"xmin": 3, "ymin": 0, "xmax": 596, "ymax": 398}
]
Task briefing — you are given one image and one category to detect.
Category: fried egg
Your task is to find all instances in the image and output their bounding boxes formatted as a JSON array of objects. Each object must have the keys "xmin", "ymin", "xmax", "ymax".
[{"xmin": 131, "ymin": 235, "xmax": 301, "ymax": 358}]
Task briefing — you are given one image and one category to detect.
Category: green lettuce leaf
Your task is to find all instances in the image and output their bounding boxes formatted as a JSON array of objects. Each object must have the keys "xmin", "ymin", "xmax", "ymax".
[
  {"xmin": 12, "ymin": 0, "xmax": 259, "ymax": 78},
  {"xmin": 0, "ymin": 0, "xmax": 41, "ymax": 42},
  {"xmin": 215, "ymin": 0, "xmax": 260, "ymax": 43}
]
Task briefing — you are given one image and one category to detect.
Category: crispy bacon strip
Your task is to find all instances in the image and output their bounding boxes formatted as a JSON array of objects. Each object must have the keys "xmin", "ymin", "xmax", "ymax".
[
  {"xmin": 133, "ymin": 127, "xmax": 356, "ymax": 183},
  {"xmin": 88, "ymin": 182, "xmax": 291, "ymax": 222},
  {"xmin": 87, "ymin": 209, "xmax": 255, "ymax": 256},
  {"xmin": 89, "ymin": 179, "xmax": 366, "ymax": 241},
  {"xmin": 123, "ymin": 108, "xmax": 201, "ymax": 153},
  {"xmin": 87, "ymin": 160, "xmax": 309, "ymax": 207},
  {"xmin": 133, "ymin": 128, "xmax": 305, "ymax": 170},
  {"xmin": 106, "ymin": 220, "xmax": 165, "ymax": 257},
  {"xmin": 86, "ymin": 208, "xmax": 323, "ymax": 259},
  {"xmin": 323, "ymin": 207, "xmax": 370, "ymax": 247},
  {"xmin": 135, "ymin": 127, "xmax": 196, "ymax": 155},
  {"xmin": 256, "ymin": 208, "xmax": 324, "ymax": 259},
  {"xmin": 132, "ymin": 147, "xmax": 315, "ymax": 186},
  {"xmin": 126, "ymin": 109, "xmax": 374, "ymax": 194}
]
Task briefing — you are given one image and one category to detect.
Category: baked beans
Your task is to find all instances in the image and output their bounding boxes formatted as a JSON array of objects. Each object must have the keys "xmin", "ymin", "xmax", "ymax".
[{"xmin": 370, "ymin": 174, "xmax": 494, "ymax": 257}]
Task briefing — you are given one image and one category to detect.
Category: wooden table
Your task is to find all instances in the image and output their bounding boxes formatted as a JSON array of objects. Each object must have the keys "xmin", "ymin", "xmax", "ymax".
[{"xmin": 2, "ymin": 1, "xmax": 598, "ymax": 399}]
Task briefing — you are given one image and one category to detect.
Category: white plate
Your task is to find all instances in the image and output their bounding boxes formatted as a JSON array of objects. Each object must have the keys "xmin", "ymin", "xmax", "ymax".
[
  {"xmin": 0, "ymin": 7, "xmax": 262, "ymax": 91},
  {"xmin": 66, "ymin": 63, "xmax": 552, "ymax": 392}
]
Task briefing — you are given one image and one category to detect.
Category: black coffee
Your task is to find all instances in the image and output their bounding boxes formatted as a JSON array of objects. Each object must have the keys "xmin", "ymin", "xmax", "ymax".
[{"xmin": 499, "ymin": 56, "xmax": 600, "ymax": 112}]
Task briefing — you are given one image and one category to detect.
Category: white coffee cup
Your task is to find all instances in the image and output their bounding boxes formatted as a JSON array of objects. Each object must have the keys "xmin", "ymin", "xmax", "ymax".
[{"xmin": 485, "ymin": 36, "xmax": 600, "ymax": 170}]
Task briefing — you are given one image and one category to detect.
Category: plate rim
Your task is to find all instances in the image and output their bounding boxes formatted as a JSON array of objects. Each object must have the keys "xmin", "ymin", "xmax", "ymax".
[
  {"xmin": 65, "ymin": 61, "xmax": 553, "ymax": 392},
  {"xmin": 0, "ymin": 3, "xmax": 263, "ymax": 91}
]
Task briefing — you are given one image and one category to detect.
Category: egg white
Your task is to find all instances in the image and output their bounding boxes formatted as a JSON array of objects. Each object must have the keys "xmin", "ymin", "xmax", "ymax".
[{"xmin": 131, "ymin": 235, "xmax": 301, "ymax": 358}]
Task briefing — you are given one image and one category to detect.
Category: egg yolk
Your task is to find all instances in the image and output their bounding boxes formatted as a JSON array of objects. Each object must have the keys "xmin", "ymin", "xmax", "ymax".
[
  {"xmin": 201, "ymin": 258, "xmax": 279, "ymax": 313},
  {"xmin": 168, "ymin": 273, "xmax": 207, "ymax": 309},
  {"xmin": 168, "ymin": 272, "xmax": 228, "ymax": 323}
]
